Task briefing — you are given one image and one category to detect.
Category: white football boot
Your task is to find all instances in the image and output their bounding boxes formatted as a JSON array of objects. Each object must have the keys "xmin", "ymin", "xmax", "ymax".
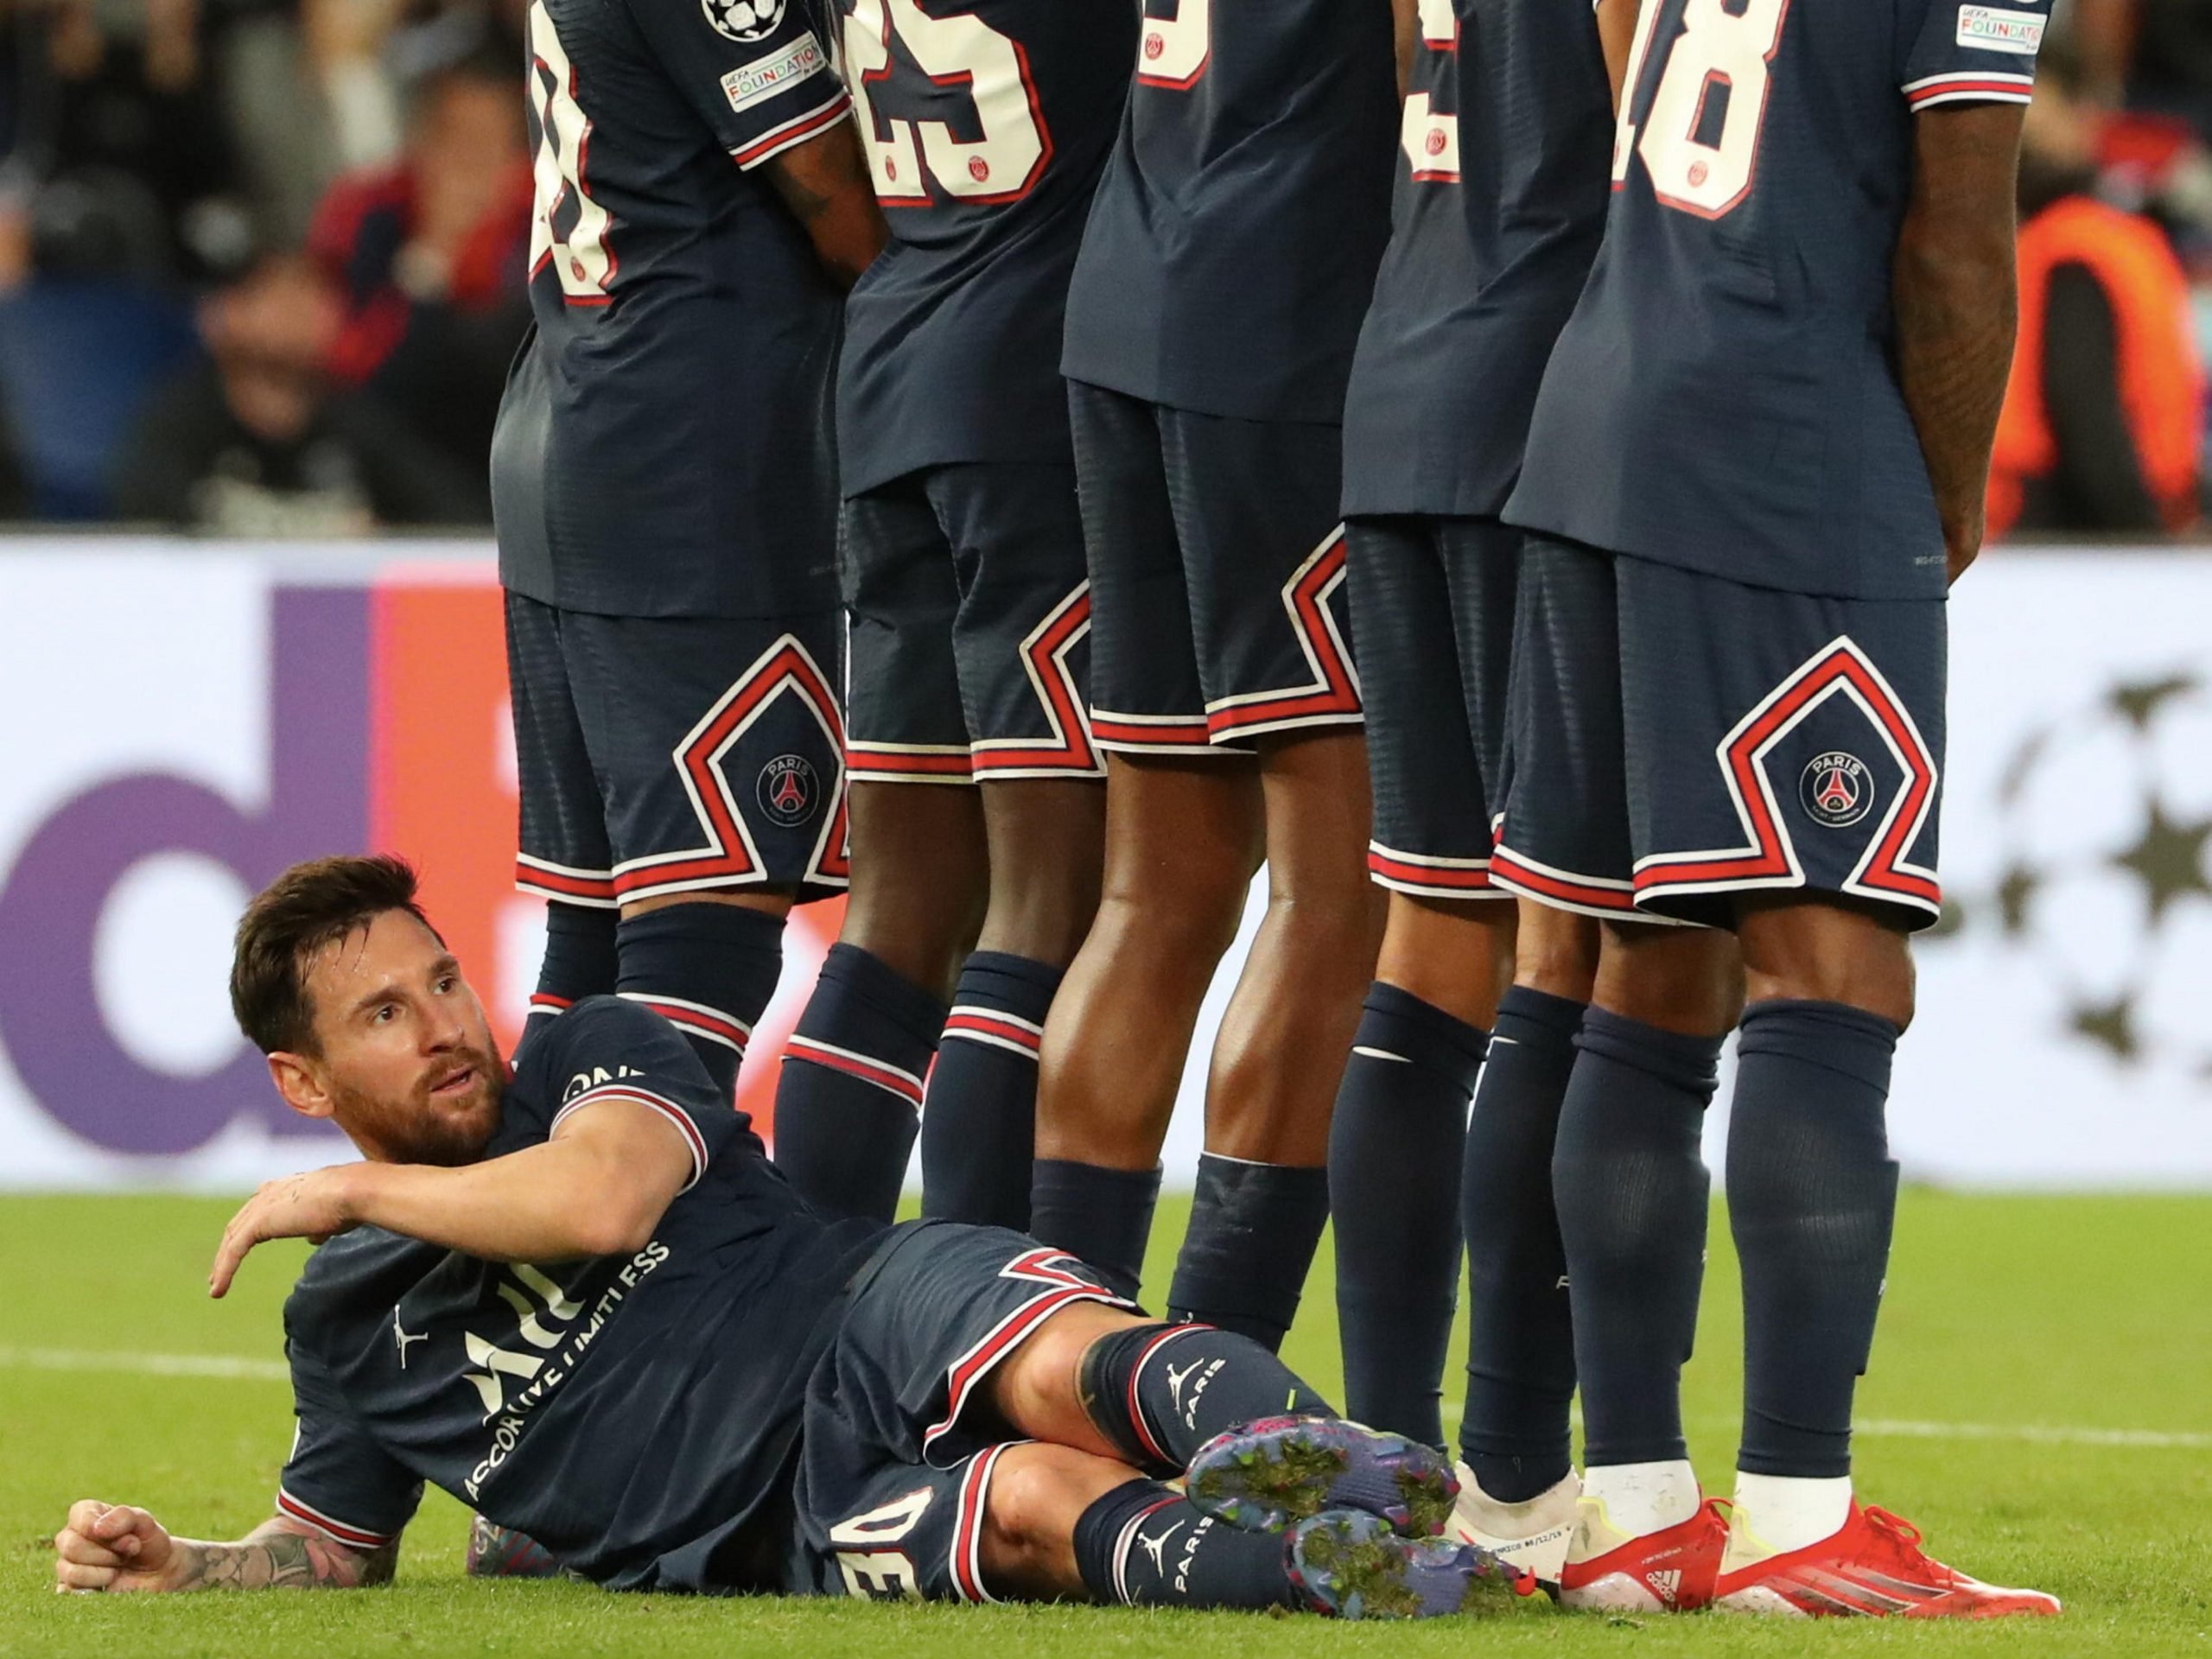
[{"xmin": 1447, "ymin": 1464, "xmax": 1581, "ymax": 1588}]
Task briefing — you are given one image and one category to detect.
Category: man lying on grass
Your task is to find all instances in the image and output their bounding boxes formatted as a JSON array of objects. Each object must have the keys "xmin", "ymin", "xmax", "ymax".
[{"xmin": 54, "ymin": 855, "xmax": 1523, "ymax": 1618}]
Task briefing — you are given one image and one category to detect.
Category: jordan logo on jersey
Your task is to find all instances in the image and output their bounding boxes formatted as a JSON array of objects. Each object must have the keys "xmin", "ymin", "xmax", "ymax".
[{"xmin": 1800, "ymin": 752, "xmax": 1873, "ymax": 828}]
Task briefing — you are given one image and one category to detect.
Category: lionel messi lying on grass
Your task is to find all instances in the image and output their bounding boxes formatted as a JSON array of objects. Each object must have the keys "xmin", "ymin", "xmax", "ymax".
[{"xmin": 53, "ymin": 855, "xmax": 1523, "ymax": 1619}]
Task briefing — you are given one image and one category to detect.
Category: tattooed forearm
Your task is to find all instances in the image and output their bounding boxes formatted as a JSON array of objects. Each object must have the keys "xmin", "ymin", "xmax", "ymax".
[{"xmin": 169, "ymin": 1527, "xmax": 396, "ymax": 1590}]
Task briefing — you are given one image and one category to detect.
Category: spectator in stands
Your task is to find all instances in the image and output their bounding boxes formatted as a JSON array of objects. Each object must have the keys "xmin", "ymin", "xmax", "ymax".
[
  {"xmin": 16, "ymin": 0, "xmax": 251, "ymax": 284},
  {"xmin": 2075, "ymin": 0, "xmax": 2212, "ymax": 131},
  {"xmin": 111, "ymin": 246, "xmax": 485, "ymax": 531},
  {"xmin": 1989, "ymin": 38, "xmax": 2205, "ymax": 538},
  {"xmin": 308, "ymin": 41, "xmax": 530, "ymax": 494}
]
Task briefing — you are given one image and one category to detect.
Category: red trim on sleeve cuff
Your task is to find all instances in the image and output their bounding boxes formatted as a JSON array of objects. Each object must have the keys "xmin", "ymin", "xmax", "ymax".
[
  {"xmin": 732, "ymin": 92, "xmax": 854, "ymax": 170},
  {"xmin": 276, "ymin": 1488, "xmax": 398, "ymax": 1550},
  {"xmin": 1904, "ymin": 72, "xmax": 2036, "ymax": 108},
  {"xmin": 550, "ymin": 1084, "xmax": 712, "ymax": 1192}
]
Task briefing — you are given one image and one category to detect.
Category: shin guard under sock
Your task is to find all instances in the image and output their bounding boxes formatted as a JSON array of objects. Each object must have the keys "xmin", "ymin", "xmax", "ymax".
[
  {"xmin": 1728, "ymin": 999, "xmax": 1902, "ymax": 1480},
  {"xmin": 1074, "ymin": 1479, "xmax": 1301, "ymax": 1610},
  {"xmin": 522, "ymin": 900, "xmax": 618, "ymax": 1055},
  {"xmin": 613, "ymin": 902, "xmax": 785, "ymax": 1098},
  {"xmin": 1168, "ymin": 1154, "xmax": 1332, "ymax": 1352},
  {"xmin": 1459, "ymin": 986, "xmax": 1584, "ymax": 1502},
  {"xmin": 1078, "ymin": 1321, "xmax": 1332, "ymax": 1474},
  {"xmin": 772, "ymin": 943, "xmax": 947, "ymax": 1223},
  {"xmin": 1327, "ymin": 982, "xmax": 1486, "ymax": 1447},
  {"xmin": 920, "ymin": 951, "xmax": 1062, "ymax": 1230},
  {"xmin": 1028, "ymin": 1160, "xmax": 1160, "ymax": 1303},
  {"xmin": 1552, "ymin": 1007, "xmax": 1724, "ymax": 1471}
]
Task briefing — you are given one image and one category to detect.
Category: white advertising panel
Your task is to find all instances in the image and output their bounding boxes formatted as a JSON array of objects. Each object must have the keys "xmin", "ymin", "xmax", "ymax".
[{"xmin": 0, "ymin": 543, "xmax": 2203, "ymax": 1190}]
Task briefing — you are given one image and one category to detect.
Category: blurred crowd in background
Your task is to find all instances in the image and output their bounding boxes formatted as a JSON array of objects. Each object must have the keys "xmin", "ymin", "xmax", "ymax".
[{"xmin": 0, "ymin": 0, "xmax": 2205, "ymax": 537}]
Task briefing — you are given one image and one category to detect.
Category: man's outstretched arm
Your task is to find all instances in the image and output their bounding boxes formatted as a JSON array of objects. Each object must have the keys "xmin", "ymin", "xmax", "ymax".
[
  {"xmin": 210, "ymin": 1098, "xmax": 695, "ymax": 1295},
  {"xmin": 54, "ymin": 1502, "xmax": 397, "ymax": 1593}
]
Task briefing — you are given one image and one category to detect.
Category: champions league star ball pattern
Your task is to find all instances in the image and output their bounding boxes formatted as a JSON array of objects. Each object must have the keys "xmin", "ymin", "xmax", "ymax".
[
  {"xmin": 703, "ymin": 0, "xmax": 785, "ymax": 41},
  {"xmin": 1955, "ymin": 674, "xmax": 2212, "ymax": 1076}
]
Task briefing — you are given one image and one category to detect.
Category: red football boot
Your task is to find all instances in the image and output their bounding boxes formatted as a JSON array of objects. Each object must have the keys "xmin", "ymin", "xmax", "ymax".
[
  {"xmin": 1557, "ymin": 1495, "xmax": 1730, "ymax": 1612},
  {"xmin": 1713, "ymin": 1501, "xmax": 2061, "ymax": 1618}
]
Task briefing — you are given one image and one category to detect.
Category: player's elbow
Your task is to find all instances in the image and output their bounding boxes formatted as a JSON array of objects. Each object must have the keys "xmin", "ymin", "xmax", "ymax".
[
  {"xmin": 571, "ymin": 1189, "xmax": 669, "ymax": 1258},
  {"xmin": 1896, "ymin": 214, "xmax": 2016, "ymax": 323}
]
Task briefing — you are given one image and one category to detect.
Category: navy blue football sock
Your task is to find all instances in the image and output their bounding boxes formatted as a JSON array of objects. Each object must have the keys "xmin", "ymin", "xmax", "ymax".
[
  {"xmin": 1459, "ymin": 986, "xmax": 1584, "ymax": 1502},
  {"xmin": 1552, "ymin": 1007, "xmax": 1725, "ymax": 1470},
  {"xmin": 521, "ymin": 899, "xmax": 618, "ymax": 1056},
  {"xmin": 1327, "ymin": 982, "xmax": 1486, "ymax": 1447},
  {"xmin": 919, "ymin": 951, "xmax": 1061, "ymax": 1229},
  {"xmin": 1074, "ymin": 1479, "xmax": 1300, "ymax": 1610},
  {"xmin": 613, "ymin": 902, "xmax": 785, "ymax": 1098},
  {"xmin": 1079, "ymin": 1321, "xmax": 1332, "ymax": 1472},
  {"xmin": 1168, "ymin": 1155, "xmax": 1332, "ymax": 1353},
  {"xmin": 1029, "ymin": 1159, "xmax": 1160, "ymax": 1302},
  {"xmin": 771, "ymin": 943, "xmax": 946, "ymax": 1223},
  {"xmin": 1728, "ymin": 999, "xmax": 1903, "ymax": 1480}
]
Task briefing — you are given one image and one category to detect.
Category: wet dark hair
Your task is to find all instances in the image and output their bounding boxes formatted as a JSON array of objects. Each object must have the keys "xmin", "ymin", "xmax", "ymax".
[{"xmin": 230, "ymin": 855, "xmax": 438, "ymax": 1056}]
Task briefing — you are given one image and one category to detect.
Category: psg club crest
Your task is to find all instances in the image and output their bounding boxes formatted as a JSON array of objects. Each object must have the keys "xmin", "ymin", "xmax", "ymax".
[
  {"xmin": 703, "ymin": 0, "xmax": 785, "ymax": 43},
  {"xmin": 1800, "ymin": 751, "xmax": 1873, "ymax": 829},
  {"xmin": 758, "ymin": 754, "xmax": 821, "ymax": 827}
]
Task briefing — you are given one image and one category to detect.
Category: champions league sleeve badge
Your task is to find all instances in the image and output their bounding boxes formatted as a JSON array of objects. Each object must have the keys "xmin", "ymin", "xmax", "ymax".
[{"xmin": 703, "ymin": 0, "xmax": 786, "ymax": 43}]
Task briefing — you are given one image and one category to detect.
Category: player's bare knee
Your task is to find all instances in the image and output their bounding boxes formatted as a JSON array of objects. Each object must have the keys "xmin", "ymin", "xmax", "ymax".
[
  {"xmin": 1738, "ymin": 898, "xmax": 1916, "ymax": 1029},
  {"xmin": 1595, "ymin": 921, "xmax": 1743, "ymax": 1035},
  {"xmin": 978, "ymin": 1443, "xmax": 1135, "ymax": 1600},
  {"xmin": 620, "ymin": 888, "xmax": 794, "ymax": 921},
  {"xmin": 1099, "ymin": 875, "xmax": 1250, "ymax": 969},
  {"xmin": 1514, "ymin": 900, "xmax": 1601, "ymax": 1002},
  {"xmin": 978, "ymin": 851, "xmax": 1102, "ymax": 967},
  {"xmin": 989, "ymin": 1301, "xmax": 1145, "ymax": 1446}
]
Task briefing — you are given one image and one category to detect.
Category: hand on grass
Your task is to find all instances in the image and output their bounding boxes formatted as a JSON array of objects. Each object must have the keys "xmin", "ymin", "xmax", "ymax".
[{"xmin": 54, "ymin": 1502, "xmax": 181, "ymax": 1593}]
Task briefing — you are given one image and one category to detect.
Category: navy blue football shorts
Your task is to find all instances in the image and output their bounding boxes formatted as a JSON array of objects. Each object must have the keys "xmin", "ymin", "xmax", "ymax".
[
  {"xmin": 506, "ymin": 593, "xmax": 850, "ymax": 909},
  {"xmin": 1346, "ymin": 514, "xmax": 1519, "ymax": 901},
  {"xmin": 841, "ymin": 463, "xmax": 1103, "ymax": 785},
  {"xmin": 788, "ymin": 1220, "xmax": 1135, "ymax": 1603},
  {"xmin": 1067, "ymin": 380, "xmax": 1361, "ymax": 754},
  {"xmin": 1491, "ymin": 533, "xmax": 1947, "ymax": 931}
]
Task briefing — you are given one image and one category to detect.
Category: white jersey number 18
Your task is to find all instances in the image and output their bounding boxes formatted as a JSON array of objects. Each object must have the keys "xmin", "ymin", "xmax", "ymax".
[
  {"xmin": 1400, "ymin": 0, "xmax": 1460, "ymax": 181},
  {"xmin": 1614, "ymin": 0, "xmax": 1788, "ymax": 219},
  {"xmin": 1136, "ymin": 0, "xmax": 1209, "ymax": 90}
]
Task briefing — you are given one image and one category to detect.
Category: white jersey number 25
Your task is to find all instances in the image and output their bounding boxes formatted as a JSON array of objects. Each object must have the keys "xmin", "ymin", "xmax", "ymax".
[{"xmin": 843, "ymin": 0, "xmax": 1049, "ymax": 203}]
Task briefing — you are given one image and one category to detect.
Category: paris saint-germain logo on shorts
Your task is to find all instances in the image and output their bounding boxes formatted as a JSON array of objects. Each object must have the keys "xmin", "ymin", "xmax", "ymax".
[
  {"xmin": 1800, "ymin": 751, "xmax": 1874, "ymax": 828},
  {"xmin": 703, "ymin": 0, "xmax": 784, "ymax": 43},
  {"xmin": 758, "ymin": 754, "xmax": 821, "ymax": 827}
]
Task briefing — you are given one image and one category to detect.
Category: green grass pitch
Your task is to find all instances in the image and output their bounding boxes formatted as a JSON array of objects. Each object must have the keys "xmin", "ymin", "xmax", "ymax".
[{"xmin": 2, "ymin": 1191, "xmax": 2207, "ymax": 1656}]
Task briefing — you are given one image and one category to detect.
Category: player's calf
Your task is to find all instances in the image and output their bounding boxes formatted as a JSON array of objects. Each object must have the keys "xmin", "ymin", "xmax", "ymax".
[
  {"xmin": 1068, "ymin": 1476, "xmax": 1513, "ymax": 1618},
  {"xmin": 1069, "ymin": 1321, "xmax": 1331, "ymax": 1475}
]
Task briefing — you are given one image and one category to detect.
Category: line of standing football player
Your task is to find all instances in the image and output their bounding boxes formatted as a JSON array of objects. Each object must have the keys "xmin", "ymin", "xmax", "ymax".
[{"xmin": 498, "ymin": 0, "xmax": 2059, "ymax": 1617}]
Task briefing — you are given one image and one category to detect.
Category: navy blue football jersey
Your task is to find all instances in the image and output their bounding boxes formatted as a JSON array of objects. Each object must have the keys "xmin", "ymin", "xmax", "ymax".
[
  {"xmin": 492, "ymin": 0, "xmax": 853, "ymax": 620},
  {"xmin": 1339, "ymin": 0, "xmax": 1611, "ymax": 518},
  {"xmin": 276, "ymin": 998, "xmax": 884, "ymax": 1592},
  {"xmin": 1059, "ymin": 0, "xmax": 1399, "ymax": 424},
  {"xmin": 832, "ymin": 0, "xmax": 1135, "ymax": 495},
  {"xmin": 1505, "ymin": 0, "xmax": 2048, "ymax": 599}
]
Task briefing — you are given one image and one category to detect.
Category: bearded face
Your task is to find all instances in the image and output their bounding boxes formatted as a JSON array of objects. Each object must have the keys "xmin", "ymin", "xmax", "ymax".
[{"xmin": 289, "ymin": 912, "xmax": 512, "ymax": 1167}]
